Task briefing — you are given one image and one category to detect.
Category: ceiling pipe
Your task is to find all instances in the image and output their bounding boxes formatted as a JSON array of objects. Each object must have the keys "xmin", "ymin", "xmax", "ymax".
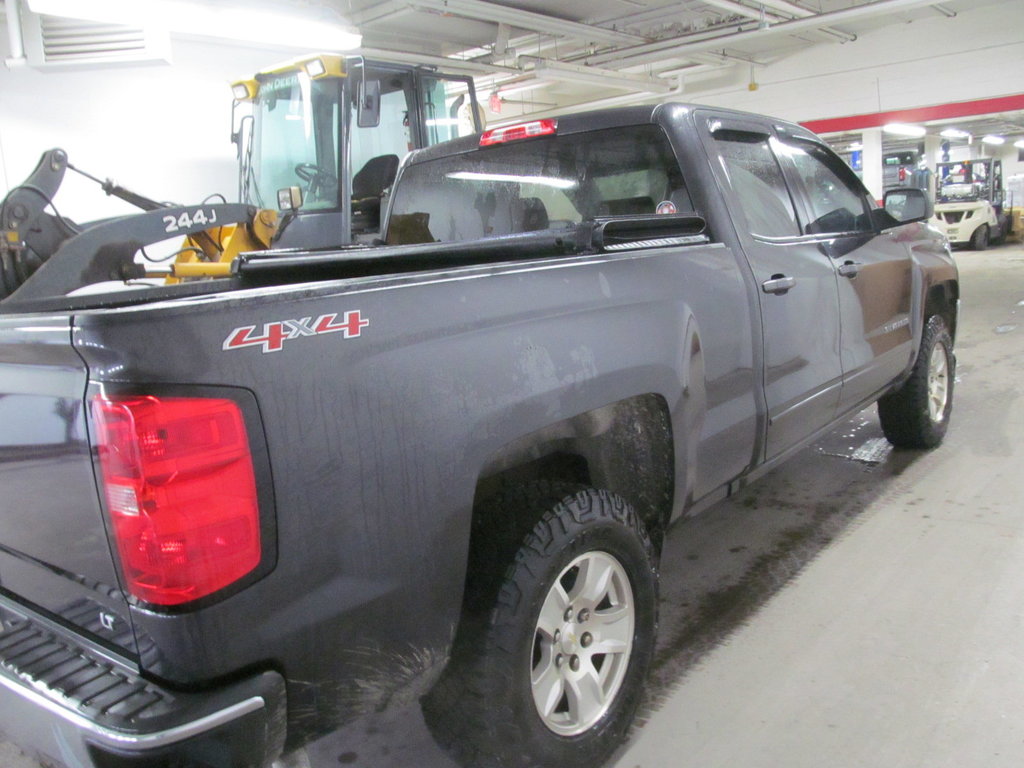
[
  {"xmin": 358, "ymin": 45, "xmax": 521, "ymax": 75},
  {"xmin": 5, "ymin": 0, "xmax": 27, "ymax": 67},
  {"xmin": 528, "ymin": 57, "xmax": 673, "ymax": 94},
  {"xmin": 586, "ymin": 0, "xmax": 945, "ymax": 68}
]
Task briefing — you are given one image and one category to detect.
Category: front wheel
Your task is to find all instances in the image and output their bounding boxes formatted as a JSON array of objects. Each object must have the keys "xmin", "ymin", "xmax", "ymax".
[
  {"xmin": 424, "ymin": 487, "xmax": 658, "ymax": 768},
  {"xmin": 970, "ymin": 223, "xmax": 989, "ymax": 250},
  {"xmin": 878, "ymin": 315, "xmax": 954, "ymax": 448}
]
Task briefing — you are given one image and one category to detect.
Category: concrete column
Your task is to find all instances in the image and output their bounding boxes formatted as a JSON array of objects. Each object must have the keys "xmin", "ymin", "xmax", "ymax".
[
  {"xmin": 861, "ymin": 128, "xmax": 883, "ymax": 203},
  {"xmin": 924, "ymin": 134, "xmax": 941, "ymax": 198}
]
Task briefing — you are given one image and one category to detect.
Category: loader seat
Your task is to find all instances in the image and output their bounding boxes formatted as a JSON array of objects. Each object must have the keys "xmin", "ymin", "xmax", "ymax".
[
  {"xmin": 352, "ymin": 154, "xmax": 400, "ymax": 233},
  {"xmin": 518, "ymin": 197, "xmax": 550, "ymax": 232}
]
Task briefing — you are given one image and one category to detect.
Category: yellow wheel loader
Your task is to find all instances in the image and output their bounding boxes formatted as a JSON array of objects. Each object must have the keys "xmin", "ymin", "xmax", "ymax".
[{"xmin": 0, "ymin": 54, "xmax": 481, "ymax": 300}]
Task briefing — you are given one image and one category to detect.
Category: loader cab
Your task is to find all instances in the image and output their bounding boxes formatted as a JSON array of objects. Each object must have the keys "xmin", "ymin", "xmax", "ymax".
[{"xmin": 233, "ymin": 54, "xmax": 481, "ymax": 249}]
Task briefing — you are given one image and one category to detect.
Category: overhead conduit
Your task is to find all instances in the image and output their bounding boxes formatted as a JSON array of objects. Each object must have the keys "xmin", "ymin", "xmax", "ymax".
[{"xmin": 5, "ymin": 0, "xmax": 27, "ymax": 66}]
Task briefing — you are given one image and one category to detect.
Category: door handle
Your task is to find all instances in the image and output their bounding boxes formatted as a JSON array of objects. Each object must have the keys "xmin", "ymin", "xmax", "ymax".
[
  {"xmin": 761, "ymin": 275, "xmax": 796, "ymax": 295},
  {"xmin": 838, "ymin": 261, "xmax": 862, "ymax": 278}
]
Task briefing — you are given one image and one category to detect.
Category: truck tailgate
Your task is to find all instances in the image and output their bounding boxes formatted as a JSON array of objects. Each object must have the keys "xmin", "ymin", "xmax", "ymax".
[{"xmin": 0, "ymin": 315, "xmax": 136, "ymax": 656}]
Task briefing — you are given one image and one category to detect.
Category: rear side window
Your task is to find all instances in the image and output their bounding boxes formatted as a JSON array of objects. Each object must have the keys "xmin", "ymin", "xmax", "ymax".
[
  {"xmin": 714, "ymin": 131, "xmax": 799, "ymax": 237},
  {"xmin": 779, "ymin": 141, "xmax": 873, "ymax": 235},
  {"xmin": 386, "ymin": 125, "xmax": 689, "ymax": 244}
]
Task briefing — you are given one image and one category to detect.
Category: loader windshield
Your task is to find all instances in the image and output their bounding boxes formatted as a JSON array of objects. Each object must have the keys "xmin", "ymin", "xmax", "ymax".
[{"xmin": 245, "ymin": 72, "xmax": 341, "ymax": 211}]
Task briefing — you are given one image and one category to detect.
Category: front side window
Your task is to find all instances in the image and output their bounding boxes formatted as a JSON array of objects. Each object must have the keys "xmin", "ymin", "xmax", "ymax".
[
  {"xmin": 779, "ymin": 141, "xmax": 873, "ymax": 235},
  {"xmin": 386, "ymin": 125, "xmax": 688, "ymax": 244},
  {"xmin": 421, "ymin": 76, "xmax": 479, "ymax": 145},
  {"xmin": 714, "ymin": 131, "xmax": 799, "ymax": 237}
]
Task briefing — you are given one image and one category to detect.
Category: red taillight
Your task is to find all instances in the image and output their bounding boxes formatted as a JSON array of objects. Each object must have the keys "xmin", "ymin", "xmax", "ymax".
[
  {"xmin": 92, "ymin": 394, "xmax": 261, "ymax": 606},
  {"xmin": 479, "ymin": 119, "xmax": 558, "ymax": 146}
]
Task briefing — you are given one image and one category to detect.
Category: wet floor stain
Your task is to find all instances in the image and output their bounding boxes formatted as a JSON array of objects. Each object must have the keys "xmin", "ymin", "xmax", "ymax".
[
  {"xmin": 995, "ymin": 325, "xmax": 1017, "ymax": 334},
  {"xmin": 632, "ymin": 412, "xmax": 919, "ymax": 728}
]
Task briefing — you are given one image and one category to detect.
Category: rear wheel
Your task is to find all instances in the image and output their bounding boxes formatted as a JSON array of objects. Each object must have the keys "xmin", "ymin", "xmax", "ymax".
[
  {"xmin": 424, "ymin": 486, "xmax": 658, "ymax": 768},
  {"xmin": 970, "ymin": 223, "xmax": 989, "ymax": 250},
  {"xmin": 878, "ymin": 315, "xmax": 954, "ymax": 448}
]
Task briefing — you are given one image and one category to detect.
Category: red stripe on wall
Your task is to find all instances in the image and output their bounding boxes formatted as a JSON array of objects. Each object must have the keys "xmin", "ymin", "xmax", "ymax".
[{"xmin": 800, "ymin": 94, "xmax": 1024, "ymax": 134}]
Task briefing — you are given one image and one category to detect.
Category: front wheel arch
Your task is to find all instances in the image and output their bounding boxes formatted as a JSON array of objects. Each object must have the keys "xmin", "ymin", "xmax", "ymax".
[{"xmin": 878, "ymin": 315, "xmax": 954, "ymax": 449}]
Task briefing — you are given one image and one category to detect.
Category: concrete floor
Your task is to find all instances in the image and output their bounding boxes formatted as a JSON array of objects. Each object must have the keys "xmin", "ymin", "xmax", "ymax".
[{"xmin": 2, "ymin": 243, "xmax": 1022, "ymax": 768}]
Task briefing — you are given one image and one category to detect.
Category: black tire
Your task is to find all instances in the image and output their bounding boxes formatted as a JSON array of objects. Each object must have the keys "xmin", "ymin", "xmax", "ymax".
[
  {"xmin": 992, "ymin": 217, "xmax": 1008, "ymax": 245},
  {"xmin": 970, "ymin": 223, "xmax": 989, "ymax": 250},
  {"xmin": 877, "ymin": 315, "xmax": 954, "ymax": 448},
  {"xmin": 423, "ymin": 486, "xmax": 658, "ymax": 768}
]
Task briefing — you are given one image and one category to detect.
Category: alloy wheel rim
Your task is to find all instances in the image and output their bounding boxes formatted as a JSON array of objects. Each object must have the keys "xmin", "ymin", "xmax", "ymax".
[
  {"xmin": 530, "ymin": 550, "xmax": 634, "ymax": 736},
  {"xmin": 927, "ymin": 343, "xmax": 949, "ymax": 423}
]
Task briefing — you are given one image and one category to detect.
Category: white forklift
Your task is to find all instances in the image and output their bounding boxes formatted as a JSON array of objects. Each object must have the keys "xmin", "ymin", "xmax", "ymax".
[{"xmin": 933, "ymin": 158, "xmax": 1012, "ymax": 250}]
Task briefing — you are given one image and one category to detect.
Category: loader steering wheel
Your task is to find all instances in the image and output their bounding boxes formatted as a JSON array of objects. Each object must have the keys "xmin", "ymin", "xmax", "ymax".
[{"xmin": 294, "ymin": 163, "xmax": 337, "ymax": 201}]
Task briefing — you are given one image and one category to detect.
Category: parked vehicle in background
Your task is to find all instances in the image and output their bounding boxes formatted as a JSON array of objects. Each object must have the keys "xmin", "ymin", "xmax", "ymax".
[
  {"xmin": 933, "ymin": 157, "xmax": 1012, "ymax": 249},
  {"xmin": 0, "ymin": 103, "xmax": 957, "ymax": 768}
]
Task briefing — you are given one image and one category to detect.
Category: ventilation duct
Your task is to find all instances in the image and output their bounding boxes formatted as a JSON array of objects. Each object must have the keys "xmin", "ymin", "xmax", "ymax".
[{"xmin": 19, "ymin": 8, "xmax": 170, "ymax": 68}]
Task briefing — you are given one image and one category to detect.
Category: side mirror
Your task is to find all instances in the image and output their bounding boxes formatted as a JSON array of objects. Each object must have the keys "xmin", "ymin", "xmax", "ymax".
[
  {"xmin": 277, "ymin": 186, "xmax": 303, "ymax": 212},
  {"xmin": 883, "ymin": 187, "xmax": 933, "ymax": 224},
  {"xmin": 357, "ymin": 79, "xmax": 381, "ymax": 128}
]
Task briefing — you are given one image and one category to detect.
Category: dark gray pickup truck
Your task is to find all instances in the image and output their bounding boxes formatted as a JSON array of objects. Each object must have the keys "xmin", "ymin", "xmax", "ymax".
[{"xmin": 0, "ymin": 103, "xmax": 957, "ymax": 768}]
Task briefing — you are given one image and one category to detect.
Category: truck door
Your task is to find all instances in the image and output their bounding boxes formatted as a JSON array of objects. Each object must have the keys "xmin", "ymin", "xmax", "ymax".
[
  {"xmin": 699, "ymin": 114, "xmax": 842, "ymax": 460},
  {"xmin": 773, "ymin": 128, "xmax": 914, "ymax": 410}
]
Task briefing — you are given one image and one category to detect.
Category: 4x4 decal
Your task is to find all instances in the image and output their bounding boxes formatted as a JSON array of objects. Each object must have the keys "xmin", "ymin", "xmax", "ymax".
[{"xmin": 223, "ymin": 311, "xmax": 369, "ymax": 354}]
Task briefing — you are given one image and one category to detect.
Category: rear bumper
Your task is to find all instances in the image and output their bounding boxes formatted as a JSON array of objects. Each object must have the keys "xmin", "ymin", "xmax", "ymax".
[{"xmin": 0, "ymin": 598, "xmax": 286, "ymax": 768}]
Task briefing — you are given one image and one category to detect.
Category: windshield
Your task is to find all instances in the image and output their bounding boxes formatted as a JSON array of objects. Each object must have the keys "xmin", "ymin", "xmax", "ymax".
[
  {"xmin": 246, "ymin": 73, "xmax": 340, "ymax": 211},
  {"xmin": 386, "ymin": 125, "xmax": 689, "ymax": 245},
  {"xmin": 936, "ymin": 160, "xmax": 991, "ymax": 203},
  {"xmin": 939, "ymin": 182, "xmax": 982, "ymax": 201}
]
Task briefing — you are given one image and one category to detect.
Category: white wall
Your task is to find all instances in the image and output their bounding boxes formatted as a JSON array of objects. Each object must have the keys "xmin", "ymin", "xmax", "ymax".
[
  {"xmin": 0, "ymin": 29, "xmax": 301, "ymax": 222},
  {"xmin": 679, "ymin": 1, "xmax": 1022, "ymax": 125}
]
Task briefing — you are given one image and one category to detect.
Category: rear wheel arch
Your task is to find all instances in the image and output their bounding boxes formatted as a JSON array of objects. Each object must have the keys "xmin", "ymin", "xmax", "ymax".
[{"xmin": 470, "ymin": 393, "xmax": 675, "ymax": 556}]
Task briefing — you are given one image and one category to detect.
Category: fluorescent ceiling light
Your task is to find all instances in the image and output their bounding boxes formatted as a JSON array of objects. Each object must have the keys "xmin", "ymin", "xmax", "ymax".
[
  {"xmin": 883, "ymin": 123, "xmax": 926, "ymax": 137},
  {"xmin": 1014, "ymin": 139, "xmax": 1024, "ymax": 149},
  {"xmin": 26, "ymin": 0, "xmax": 361, "ymax": 50},
  {"xmin": 848, "ymin": 142, "xmax": 863, "ymax": 151},
  {"xmin": 446, "ymin": 171, "xmax": 576, "ymax": 189},
  {"xmin": 981, "ymin": 135, "xmax": 1006, "ymax": 145},
  {"xmin": 940, "ymin": 128, "xmax": 970, "ymax": 139},
  {"xmin": 533, "ymin": 59, "xmax": 672, "ymax": 94}
]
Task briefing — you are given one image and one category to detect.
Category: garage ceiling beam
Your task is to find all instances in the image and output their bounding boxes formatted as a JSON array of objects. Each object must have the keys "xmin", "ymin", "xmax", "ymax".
[
  {"xmin": 701, "ymin": 0, "xmax": 780, "ymax": 23},
  {"xmin": 530, "ymin": 58, "xmax": 673, "ymax": 94},
  {"xmin": 586, "ymin": 0, "xmax": 951, "ymax": 68},
  {"xmin": 409, "ymin": 0, "xmax": 647, "ymax": 46},
  {"xmin": 757, "ymin": 0, "xmax": 817, "ymax": 18},
  {"xmin": 702, "ymin": 0, "xmax": 856, "ymax": 42}
]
